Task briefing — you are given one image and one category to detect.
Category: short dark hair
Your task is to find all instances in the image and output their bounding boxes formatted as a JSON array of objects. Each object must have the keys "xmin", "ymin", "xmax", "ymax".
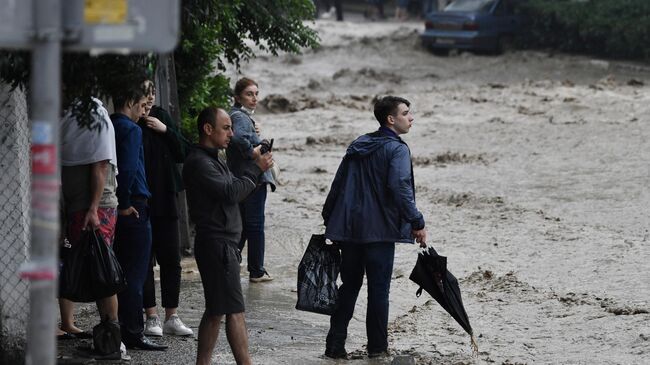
[
  {"xmin": 197, "ymin": 107, "xmax": 219, "ymax": 138},
  {"xmin": 112, "ymin": 84, "xmax": 146, "ymax": 110},
  {"xmin": 373, "ymin": 96, "xmax": 410, "ymax": 126}
]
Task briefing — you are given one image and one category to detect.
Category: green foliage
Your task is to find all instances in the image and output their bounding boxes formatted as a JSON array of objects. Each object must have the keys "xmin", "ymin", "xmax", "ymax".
[
  {"xmin": 180, "ymin": 73, "xmax": 231, "ymax": 142},
  {"xmin": 0, "ymin": 51, "xmax": 29, "ymax": 90},
  {"xmin": 516, "ymin": 0, "xmax": 650, "ymax": 61},
  {"xmin": 175, "ymin": 0, "xmax": 319, "ymax": 142},
  {"xmin": 60, "ymin": 54, "xmax": 152, "ymax": 105},
  {"xmin": 0, "ymin": 50, "xmax": 152, "ymax": 128},
  {"xmin": 0, "ymin": 0, "xmax": 319, "ymax": 138},
  {"xmin": 213, "ymin": 0, "xmax": 319, "ymax": 68},
  {"xmin": 60, "ymin": 54, "xmax": 152, "ymax": 128}
]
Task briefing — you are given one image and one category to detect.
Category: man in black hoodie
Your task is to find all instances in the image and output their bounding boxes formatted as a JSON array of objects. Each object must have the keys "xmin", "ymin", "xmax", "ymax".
[{"xmin": 183, "ymin": 107, "xmax": 273, "ymax": 365}]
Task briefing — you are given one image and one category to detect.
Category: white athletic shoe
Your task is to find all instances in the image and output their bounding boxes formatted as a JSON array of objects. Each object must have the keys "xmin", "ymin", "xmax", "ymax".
[
  {"xmin": 250, "ymin": 271, "xmax": 273, "ymax": 283},
  {"xmin": 163, "ymin": 314, "xmax": 194, "ymax": 336},
  {"xmin": 144, "ymin": 316, "xmax": 163, "ymax": 337}
]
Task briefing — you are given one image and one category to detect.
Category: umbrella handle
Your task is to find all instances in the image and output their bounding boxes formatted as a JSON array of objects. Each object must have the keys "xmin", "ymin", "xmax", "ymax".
[{"xmin": 471, "ymin": 335, "xmax": 479, "ymax": 357}]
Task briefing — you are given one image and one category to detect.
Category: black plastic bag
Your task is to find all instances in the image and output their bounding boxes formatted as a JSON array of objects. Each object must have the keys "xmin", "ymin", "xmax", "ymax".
[
  {"xmin": 59, "ymin": 232, "xmax": 95, "ymax": 302},
  {"xmin": 59, "ymin": 230, "xmax": 126, "ymax": 302},
  {"xmin": 295, "ymin": 234, "xmax": 341, "ymax": 315},
  {"xmin": 90, "ymin": 230, "xmax": 127, "ymax": 299}
]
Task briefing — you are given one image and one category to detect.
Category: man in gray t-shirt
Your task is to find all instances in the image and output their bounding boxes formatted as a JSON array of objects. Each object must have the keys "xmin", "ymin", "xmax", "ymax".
[{"xmin": 57, "ymin": 98, "xmax": 120, "ymax": 340}]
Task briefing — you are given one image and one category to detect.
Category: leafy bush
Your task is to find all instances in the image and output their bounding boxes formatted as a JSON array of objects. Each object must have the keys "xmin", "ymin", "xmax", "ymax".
[
  {"xmin": 516, "ymin": 0, "xmax": 650, "ymax": 61},
  {"xmin": 0, "ymin": 51, "xmax": 152, "ymax": 129},
  {"xmin": 178, "ymin": 73, "xmax": 231, "ymax": 142},
  {"xmin": 0, "ymin": 0, "xmax": 319, "ymax": 139},
  {"xmin": 174, "ymin": 0, "xmax": 319, "ymax": 141}
]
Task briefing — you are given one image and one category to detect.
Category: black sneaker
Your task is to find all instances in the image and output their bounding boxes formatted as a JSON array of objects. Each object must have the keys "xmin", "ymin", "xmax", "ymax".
[
  {"xmin": 368, "ymin": 350, "xmax": 389, "ymax": 358},
  {"xmin": 325, "ymin": 348, "xmax": 348, "ymax": 359}
]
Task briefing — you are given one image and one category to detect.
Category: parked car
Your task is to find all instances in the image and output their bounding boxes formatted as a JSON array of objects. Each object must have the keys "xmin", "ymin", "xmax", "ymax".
[{"xmin": 420, "ymin": 0, "xmax": 523, "ymax": 54}]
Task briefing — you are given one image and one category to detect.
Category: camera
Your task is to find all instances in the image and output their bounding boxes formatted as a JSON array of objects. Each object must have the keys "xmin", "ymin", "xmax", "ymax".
[{"xmin": 259, "ymin": 138, "xmax": 274, "ymax": 154}]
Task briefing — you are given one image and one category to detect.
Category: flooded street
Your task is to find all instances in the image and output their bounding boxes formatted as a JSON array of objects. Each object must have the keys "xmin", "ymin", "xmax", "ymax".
[
  {"xmin": 234, "ymin": 20, "xmax": 650, "ymax": 364},
  {"xmin": 59, "ymin": 20, "xmax": 649, "ymax": 364}
]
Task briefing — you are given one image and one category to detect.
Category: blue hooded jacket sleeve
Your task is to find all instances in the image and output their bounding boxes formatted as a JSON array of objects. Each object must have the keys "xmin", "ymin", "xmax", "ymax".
[
  {"xmin": 322, "ymin": 156, "xmax": 348, "ymax": 226},
  {"xmin": 387, "ymin": 144, "xmax": 425, "ymax": 230},
  {"xmin": 322, "ymin": 131, "xmax": 425, "ymax": 244}
]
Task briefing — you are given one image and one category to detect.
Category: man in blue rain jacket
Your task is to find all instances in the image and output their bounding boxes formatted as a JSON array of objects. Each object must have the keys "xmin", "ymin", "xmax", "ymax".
[{"xmin": 321, "ymin": 96, "xmax": 427, "ymax": 359}]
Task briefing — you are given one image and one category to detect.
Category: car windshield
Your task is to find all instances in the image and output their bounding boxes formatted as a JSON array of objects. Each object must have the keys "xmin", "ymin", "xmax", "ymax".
[{"xmin": 445, "ymin": 0, "xmax": 496, "ymax": 12}]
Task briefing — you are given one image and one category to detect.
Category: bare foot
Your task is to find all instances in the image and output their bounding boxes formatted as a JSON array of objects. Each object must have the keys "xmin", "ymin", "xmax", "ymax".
[{"xmin": 60, "ymin": 325, "xmax": 84, "ymax": 334}]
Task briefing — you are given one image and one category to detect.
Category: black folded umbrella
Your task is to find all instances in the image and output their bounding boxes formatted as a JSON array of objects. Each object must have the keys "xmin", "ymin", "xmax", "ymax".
[{"xmin": 409, "ymin": 246, "xmax": 478, "ymax": 353}]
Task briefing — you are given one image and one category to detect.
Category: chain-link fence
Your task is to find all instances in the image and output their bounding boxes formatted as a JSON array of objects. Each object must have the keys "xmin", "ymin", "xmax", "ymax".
[{"xmin": 0, "ymin": 84, "xmax": 30, "ymax": 361}]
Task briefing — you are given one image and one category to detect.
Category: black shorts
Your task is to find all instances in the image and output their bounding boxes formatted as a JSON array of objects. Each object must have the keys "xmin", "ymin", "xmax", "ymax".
[{"xmin": 194, "ymin": 238, "xmax": 245, "ymax": 316}]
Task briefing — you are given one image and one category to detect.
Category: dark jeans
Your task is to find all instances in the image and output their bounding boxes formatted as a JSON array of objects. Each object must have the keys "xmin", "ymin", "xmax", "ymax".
[
  {"xmin": 113, "ymin": 200, "xmax": 152, "ymax": 342},
  {"xmin": 326, "ymin": 242, "xmax": 395, "ymax": 354},
  {"xmin": 238, "ymin": 185, "xmax": 267, "ymax": 278},
  {"xmin": 143, "ymin": 216, "xmax": 182, "ymax": 309}
]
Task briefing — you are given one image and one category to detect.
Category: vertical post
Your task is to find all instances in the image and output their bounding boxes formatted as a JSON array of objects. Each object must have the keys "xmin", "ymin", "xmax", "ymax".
[
  {"xmin": 155, "ymin": 53, "xmax": 171, "ymax": 110},
  {"xmin": 25, "ymin": 0, "xmax": 61, "ymax": 364},
  {"xmin": 157, "ymin": 53, "xmax": 192, "ymax": 254}
]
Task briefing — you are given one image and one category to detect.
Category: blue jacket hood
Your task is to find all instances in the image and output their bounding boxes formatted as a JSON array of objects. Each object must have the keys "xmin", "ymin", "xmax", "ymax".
[{"xmin": 345, "ymin": 133, "xmax": 393, "ymax": 158}]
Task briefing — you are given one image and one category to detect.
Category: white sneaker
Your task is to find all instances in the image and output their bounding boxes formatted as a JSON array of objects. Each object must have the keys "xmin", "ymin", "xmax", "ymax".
[
  {"xmin": 321, "ymin": 6, "xmax": 335, "ymax": 19},
  {"xmin": 250, "ymin": 271, "xmax": 273, "ymax": 283},
  {"xmin": 163, "ymin": 314, "xmax": 194, "ymax": 336},
  {"xmin": 120, "ymin": 342, "xmax": 131, "ymax": 361},
  {"xmin": 144, "ymin": 316, "xmax": 163, "ymax": 337}
]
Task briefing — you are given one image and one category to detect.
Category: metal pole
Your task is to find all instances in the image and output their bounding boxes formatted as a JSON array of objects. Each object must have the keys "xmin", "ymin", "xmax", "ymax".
[{"xmin": 24, "ymin": 0, "xmax": 61, "ymax": 364}]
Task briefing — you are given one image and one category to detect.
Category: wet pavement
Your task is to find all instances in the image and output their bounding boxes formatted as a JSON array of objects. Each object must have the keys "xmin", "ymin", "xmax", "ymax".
[{"xmin": 57, "ymin": 255, "xmax": 413, "ymax": 364}]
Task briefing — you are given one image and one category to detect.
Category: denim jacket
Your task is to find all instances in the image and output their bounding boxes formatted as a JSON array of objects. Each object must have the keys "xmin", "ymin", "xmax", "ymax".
[{"xmin": 227, "ymin": 106, "xmax": 276, "ymax": 191}]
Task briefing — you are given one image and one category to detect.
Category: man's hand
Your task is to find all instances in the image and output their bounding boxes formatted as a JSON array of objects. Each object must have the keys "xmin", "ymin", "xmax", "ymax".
[
  {"xmin": 82, "ymin": 208, "xmax": 100, "ymax": 230},
  {"xmin": 118, "ymin": 206, "xmax": 139, "ymax": 218},
  {"xmin": 255, "ymin": 152, "xmax": 274, "ymax": 172},
  {"xmin": 412, "ymin": 228, "xmax": 427, "ymax": 248},
  {"xmin": 251, "ymin": 145, "xmax": 262, "ymax": 160},
  {"xmin": 144, "ymin": 116, "xmax": 167, "ymax": 133}
]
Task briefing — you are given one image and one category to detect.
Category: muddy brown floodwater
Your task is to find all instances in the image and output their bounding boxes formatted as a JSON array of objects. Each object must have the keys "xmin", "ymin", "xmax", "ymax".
[{"xmin": 59, "ymin": 20, "xmax": 649, "ymax": 365}]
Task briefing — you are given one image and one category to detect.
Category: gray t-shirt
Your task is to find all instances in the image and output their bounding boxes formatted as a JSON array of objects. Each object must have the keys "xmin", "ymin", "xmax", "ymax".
[
  {"xmin": 61, "ymin": 98, "xmax": 117, "ymax": 167},
  {"xmin": 60, "ymin": 98, "xmax": 119, "ymax": 214},
  {"xmin": 62, "ymin": 164, "xmax": 118, "ymax": 214}
]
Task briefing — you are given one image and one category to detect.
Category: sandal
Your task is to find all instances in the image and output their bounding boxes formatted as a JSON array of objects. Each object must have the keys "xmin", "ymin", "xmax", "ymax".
[{"xmin": 57, "ymin": 332, "xmax": 77, "ymax": 340}]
